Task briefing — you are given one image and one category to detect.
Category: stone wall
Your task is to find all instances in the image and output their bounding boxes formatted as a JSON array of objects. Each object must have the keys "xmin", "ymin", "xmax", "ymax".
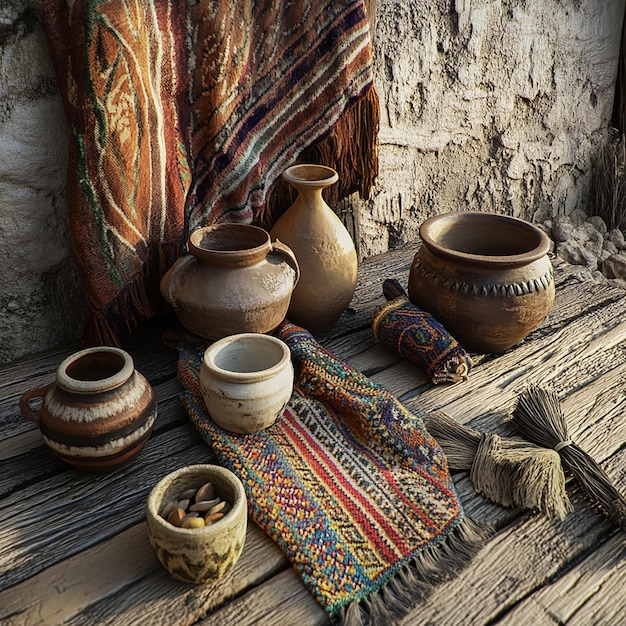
[
  {"xmin": 0, "ymin": 0, "xmax": 624, "ymax": 364},
  {"xmin": 358, "ymin": 0, "xmax": 625, "ymax": 257},
  {"xmin": 0, "ymin": 1, "xmax": 84, "ymax": 365}
]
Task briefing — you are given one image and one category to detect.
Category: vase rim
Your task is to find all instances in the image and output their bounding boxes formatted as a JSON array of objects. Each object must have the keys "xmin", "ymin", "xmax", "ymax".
[
  {"xmin": 56, "ymin": 347, "xmax": 134, "ymax": 394},
  {"xmin": 282, "ymin": 164, "xmax": 338, "ymax": 188},
  {"xmin": 419, "ymin": 211, "xmax": 551, "ymax": 265}
]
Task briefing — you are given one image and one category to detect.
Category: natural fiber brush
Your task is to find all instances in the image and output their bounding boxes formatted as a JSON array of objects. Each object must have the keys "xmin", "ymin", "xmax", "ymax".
[
  {"xmin": 424, "ymin": 410, "xmax": 571, "ymax": 519},
  {"xmin": 513, "ymin": 386, "xmax": 626, "ymax": 531}
]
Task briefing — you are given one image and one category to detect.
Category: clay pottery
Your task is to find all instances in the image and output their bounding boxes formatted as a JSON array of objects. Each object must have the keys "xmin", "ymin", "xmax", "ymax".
[
  {"xmin": 270, "ymin": 164, "xmax": 358, "ymax": 335},
  {"xmin": 160, "ymin": 223, "xmax": 299, "ymax": 340},
  {"xmin": 146, "ymin": 464, "xmax": 247, "ymax": 583},
  {"xmin": 200, "ymin": 333, "xmax": 293, "ymax": 434},
  {"xmin": 19, "ymin": 346, "xmax": 156, "ymax": 471},
  {"xmin": 408, "ymin": 211, "xmax": 555, "ymax": 353}
]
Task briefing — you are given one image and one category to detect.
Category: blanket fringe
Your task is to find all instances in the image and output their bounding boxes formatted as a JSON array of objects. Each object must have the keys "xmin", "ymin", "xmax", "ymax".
[
  {"xmin": 261, "ymin": 85, "xmax": 380, "ymax": 229},
  {"xmin": 82, "ymin": 242, "xmax": 181, "ymax": 346},
  {"xmin": 336, "ymin": 516, "xmax": 492, "ymax": 625}
]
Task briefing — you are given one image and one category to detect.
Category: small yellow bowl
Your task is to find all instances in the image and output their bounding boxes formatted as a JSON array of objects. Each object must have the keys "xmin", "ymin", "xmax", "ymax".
[{"xmin": 145, "ymin": 464, "xmax": 247, "ymax": 583}]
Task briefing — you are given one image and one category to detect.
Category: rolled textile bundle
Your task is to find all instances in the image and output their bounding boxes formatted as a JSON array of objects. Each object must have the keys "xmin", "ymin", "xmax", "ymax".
[{"xmin": 372, "ymin": 279, "xmax": 473, "ymax": 384}]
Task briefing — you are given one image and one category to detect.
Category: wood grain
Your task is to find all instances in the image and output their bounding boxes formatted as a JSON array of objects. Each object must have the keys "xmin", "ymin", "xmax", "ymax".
[{"xmin": 1, "ymin": 244, "xmax": 625, "ymax": 626}]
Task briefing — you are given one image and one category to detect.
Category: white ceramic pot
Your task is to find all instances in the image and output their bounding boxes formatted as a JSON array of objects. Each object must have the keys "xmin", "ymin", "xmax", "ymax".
[{"xmin": 199, "ymin": 333, "xmax": 294, "ymax": 434}]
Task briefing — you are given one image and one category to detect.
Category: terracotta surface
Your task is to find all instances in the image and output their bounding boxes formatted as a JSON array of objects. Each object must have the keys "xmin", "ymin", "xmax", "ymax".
[
  {"xmin": 408, "ymin": 212, "xmax": 555, "ymax": 353},
  {"xmin": 160, "ymin": 224, "xmax": 299, "ymax": 340},
  {"xmin": 270, "ymin": 164, "xmax": 358, "ymax": 335},
  {"xmin": 18, "ymin": 346, "xmax": 156, "ymax": 471}
]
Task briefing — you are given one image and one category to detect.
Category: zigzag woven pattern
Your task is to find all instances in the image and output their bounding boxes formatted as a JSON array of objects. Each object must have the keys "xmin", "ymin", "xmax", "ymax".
[{"xmin": 170, "ymin": 322, "xmax": 478, "ymax": 619}]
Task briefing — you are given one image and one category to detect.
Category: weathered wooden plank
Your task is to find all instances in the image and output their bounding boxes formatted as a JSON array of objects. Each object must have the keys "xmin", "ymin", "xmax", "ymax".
[
  {"xmin": 200, "ymin": 568, "xmax": 327, "ymax": 626},
  {"xmin": 0, "ymin": 520, "xmax": 288, "ymax": 626},
  {"xmin": 398, "ymin": 314, "xmax": 626, "ymax": 427},
  {"xmin": 498, "ymin": 531, "xmax": 626, "ymax": 625},
  {"xmin": 341, "ymin": 340, "xmax": 404, "ymax": 377},
  {"xmin": 397, "ymin": 491, "xmax": 619, "ymax": 625},
  {"xmin": 1, "ymin": 246, "xmax": 625, "ymax": 626},
  {"xmin": 0, "ymin": 523, "xmax": 159, "ymax": 625},
  {"xmin": 0, "ymin": 429, "xmax": 42, "ymax": 461},
  {"xmin": 322, "ymin": 328, "xmax": 379, "ymax": 363}
]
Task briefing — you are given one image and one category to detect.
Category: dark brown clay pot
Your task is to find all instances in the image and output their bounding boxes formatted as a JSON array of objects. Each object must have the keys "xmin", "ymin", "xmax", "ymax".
[
  {"xmin": 19, "ymin": 347, "xmax": 156, "ymax": 471},
  {"xmin": 160, "ymin": 224, "xmax": 299, "ymax": 340},
  {"xmin": 270, "ymin": 164, "xmax": 358, "ymax": 335},
  {"xmin": 408, "ymin": 212, "xmax": 555, "ymax": 353}
]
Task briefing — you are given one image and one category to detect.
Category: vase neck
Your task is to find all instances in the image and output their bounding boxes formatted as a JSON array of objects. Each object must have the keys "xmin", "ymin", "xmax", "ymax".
[{"xmin": 293, "ymin": 184, "xmax": 327, "ymax": 200}]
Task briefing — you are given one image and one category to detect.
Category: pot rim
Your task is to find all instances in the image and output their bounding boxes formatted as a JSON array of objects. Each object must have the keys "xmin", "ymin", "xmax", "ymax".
[
  {"xmin": 188, "ymin": 224, "xmax": 271, "ymax": 263},
  {"xmin": 56, "ymin": 346, "xmax": 134, "ymax": 394},
  {"xmin": 419, "ymin": 211, "xmax": 551, "ymax": 265},
  {"xmin": 203, "ymin": 333, "xmax": 292, "ymax": 383},
  {"xmin": 282, "ymin": 164, "xmax": 339, "ymax": 188},
  {"xmin": 146, "ymin": 463, "xmax": 246, "ymax": 535}
]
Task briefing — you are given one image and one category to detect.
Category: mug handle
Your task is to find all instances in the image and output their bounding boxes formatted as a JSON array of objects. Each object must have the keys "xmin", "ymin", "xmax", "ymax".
[
  {"xmin": 271, "ymin": 239, "xmax": 300, "ymax": 286},
  {"xmin": 19, "ymin": 383, "xmax": 53, "ymax": 425}
]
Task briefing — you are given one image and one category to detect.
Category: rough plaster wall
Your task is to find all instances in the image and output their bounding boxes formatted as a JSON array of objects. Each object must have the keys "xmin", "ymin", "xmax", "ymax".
[
  {"xmin": 0, "ymin": 1, "xmax": 84, "ymax": 365},
  {"xmin": 0, "ymin": 0, "xmax": 624, "ymax": 363},
  {"xmin": 358, "ymin": 0, "xmax": 626, "ymax": 257}
]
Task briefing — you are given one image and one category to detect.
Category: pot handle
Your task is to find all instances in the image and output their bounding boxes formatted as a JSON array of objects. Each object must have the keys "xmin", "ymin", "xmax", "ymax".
[
  {"xmin": 19, "ymin": 383, "xmax": 53, "ymax": 426},
  {"xmin": 160, "ymin": 255, "xmax": 194, "ymax": 305},
  {"xmin": 271, "ymin": 239, "xmax": 300, "ymax": 286}
]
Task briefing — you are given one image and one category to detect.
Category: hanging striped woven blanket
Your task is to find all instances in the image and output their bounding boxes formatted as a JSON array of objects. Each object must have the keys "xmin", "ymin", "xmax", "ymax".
[
  {"xmin": 43, "ymin": 0, "xmax": 378, "ymax": 345},
  {"xmin": 169, "ymin": 323, "xmax": 489, "ymax": 623}
]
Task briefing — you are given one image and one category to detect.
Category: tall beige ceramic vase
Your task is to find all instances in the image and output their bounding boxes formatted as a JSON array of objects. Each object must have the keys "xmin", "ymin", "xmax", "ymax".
[{"xmin": 270, "ymin": 164, "xmax": 358, "ymax": 335}]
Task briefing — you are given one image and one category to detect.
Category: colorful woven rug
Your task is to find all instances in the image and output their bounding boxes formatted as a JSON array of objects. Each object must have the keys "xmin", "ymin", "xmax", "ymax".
[
  {"xmin": 43, "ymin": 1, "xmax": 378, "ymax": 345},
  {"xmin": 169, "ymin": 322, "xmax": 488, "ymax": 623}
]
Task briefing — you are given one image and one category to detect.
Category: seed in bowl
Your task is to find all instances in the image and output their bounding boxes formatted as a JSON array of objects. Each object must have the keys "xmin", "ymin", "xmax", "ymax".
[{"xmin": 159, "ymin": 481, "xmax": 231, "ymax": 529}]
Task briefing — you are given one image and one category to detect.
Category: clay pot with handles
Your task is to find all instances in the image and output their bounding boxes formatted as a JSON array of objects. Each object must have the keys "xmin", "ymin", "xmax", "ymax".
[
  {"xmin": 161, "ymin": 223, "xmax": 300, "ymax": 340},
  {"xmin": 19, "ymin": 346, "xmax": 157, "ymax": 472}
]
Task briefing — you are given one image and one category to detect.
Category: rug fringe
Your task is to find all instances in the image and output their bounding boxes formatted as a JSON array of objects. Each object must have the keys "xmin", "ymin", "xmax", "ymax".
[{"xmin": 336, "ymin": 517, "xmax": 492, "ymax": 625}]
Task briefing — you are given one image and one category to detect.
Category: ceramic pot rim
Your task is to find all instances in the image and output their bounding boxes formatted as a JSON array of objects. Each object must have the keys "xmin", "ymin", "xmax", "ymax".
[
  {"xmin": 203, "ymin": 333, "xmax": 291, "ymax": 383},
  {"xmin": 146, "ymin": 463, "xmax": 246, "ymax": 535},
  {"xmin": 56, "ymin": 346, "xmax": 134, "ymax": 394},
  {"xmin": 188, "ymin": 224, "xmax": 271, "ymax": 264},
  {"xmin": 282, "ymin": 164, "xmax": 339, "ymax": 188},
  {"xmin": 419, "ymin": 211, "xmax": 551, "ymax": 265}
]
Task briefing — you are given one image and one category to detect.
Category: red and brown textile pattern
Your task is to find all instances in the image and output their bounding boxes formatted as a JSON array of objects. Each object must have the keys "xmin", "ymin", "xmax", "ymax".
[
  {"xmin": 43, "ymin": 1, "xmax": 378, "ymax": 345},
  {"xmin": 186, "ymin": 1, "xmax": 376, "ymax": 228},
  {"xmin": 43, "ymin": 1, "xmax": 191, "ymax": 345}
]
